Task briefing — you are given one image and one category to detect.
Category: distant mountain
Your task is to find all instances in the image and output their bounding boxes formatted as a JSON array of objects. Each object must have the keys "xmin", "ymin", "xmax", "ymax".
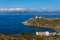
[{"xmin": 0, "ymin": 10, "xmax": 60, "ymax": 15}]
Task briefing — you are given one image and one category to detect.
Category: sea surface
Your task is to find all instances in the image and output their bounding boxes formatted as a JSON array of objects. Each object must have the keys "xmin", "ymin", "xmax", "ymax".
[{"xmin": 0, "ymin": 14, "xmax": 59, "ymax": 34}]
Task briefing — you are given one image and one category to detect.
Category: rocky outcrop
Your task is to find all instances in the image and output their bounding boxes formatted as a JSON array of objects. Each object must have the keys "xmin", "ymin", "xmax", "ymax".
[{"xmin": 22, "ymin": 16, "xmax": 60, "ymax": 31}]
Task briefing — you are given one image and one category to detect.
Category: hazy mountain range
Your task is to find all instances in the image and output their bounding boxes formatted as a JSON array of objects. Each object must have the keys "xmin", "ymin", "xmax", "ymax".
[{"xmin": 0, "ymin": 8, "xmax": 60, "ymax": 15}]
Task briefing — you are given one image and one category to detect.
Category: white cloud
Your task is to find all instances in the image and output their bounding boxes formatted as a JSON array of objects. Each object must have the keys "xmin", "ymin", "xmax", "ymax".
[
  {"xmin": 0, "ymin": 8, "xmax": 28, "ymax": 11},
  {"xmin": 0, "ymin": 8, "xmax": 42, "ymax": 11},
  {"xmin": 8, "ymin": 8, "xmax": 15, "ymax": 11},
  {"xmin": 15, "ymin": 8, "xmax": 26, "ymax": 10},
  {"xmin": 0, "ymin": 8, "xmax": 4, "ymax": 11},
  {"xmin": 42, "ymin": 8, "xmax": 46, "ymax": 10}
]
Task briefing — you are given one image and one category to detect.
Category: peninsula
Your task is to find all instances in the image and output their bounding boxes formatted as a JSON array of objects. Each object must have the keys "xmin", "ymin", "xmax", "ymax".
[{"xmin": 22, "ymin": 16, "xmax": 60, "ymax": 31}]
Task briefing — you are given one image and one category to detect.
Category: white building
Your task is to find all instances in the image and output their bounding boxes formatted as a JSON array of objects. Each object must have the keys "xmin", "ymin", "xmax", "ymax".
[
  {"xmin": 35, "ymin": 16, "xmax": 42, "ymax": 19},
  {"xmin": 36, "ymin": 31, "xmax": 50, "ymax": 36},
  {"xmin": 49, "ymin": 32, "xmax": 57, "ymax": 36},
  {"xmin": 36, "ymin": 31, "xmax": 60, "ymax": 36}
]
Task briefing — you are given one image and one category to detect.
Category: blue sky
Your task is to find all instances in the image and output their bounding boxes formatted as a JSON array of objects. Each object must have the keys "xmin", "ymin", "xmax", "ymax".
[{"xmin": 0, "ymin": 0, "xmax": 60, "ymax": 10}]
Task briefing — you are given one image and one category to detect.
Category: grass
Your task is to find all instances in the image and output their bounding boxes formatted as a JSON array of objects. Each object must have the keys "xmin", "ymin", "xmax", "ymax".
[
  {"xmin": 25, "ymin": 17, "xmax": 60, "ymax": 31},
  {"xmin": 0, "ymin": 32, "xmax": 60, "ymax": 40}
]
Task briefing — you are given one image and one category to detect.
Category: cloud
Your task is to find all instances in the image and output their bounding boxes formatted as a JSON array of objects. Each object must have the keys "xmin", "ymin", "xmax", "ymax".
[
  {"xmin": 15, "ymin": 8, "xmax": 27, "ymax": 10},
  {"xmin": 8, "ymin": 8, "xmax": 15, "ymax": 11},
  {"xmin": 0, "ymin": 8, "xmax": 27, "ymax": 11},
  {"xmin": 42, "ymin": 8, "xmax": 46, "ymax": 10},
  {"xmin": 0, "ymin": 8, "xmax": 43, "ymax": 11},
  {"xmin": 0, "ymin": 8, "xmax": 4, "ymax": 11}
]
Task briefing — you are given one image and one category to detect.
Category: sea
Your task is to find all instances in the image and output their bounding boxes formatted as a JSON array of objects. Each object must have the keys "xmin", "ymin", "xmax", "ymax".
[{"xmin": 0, "ymin": 12, "xmax": 59, "ymax": 34}]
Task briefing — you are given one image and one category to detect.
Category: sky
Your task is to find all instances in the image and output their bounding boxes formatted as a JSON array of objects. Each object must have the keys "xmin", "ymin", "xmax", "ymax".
[{"xmin": 0, "ymin": 0, "xmax": 60, "ymax": 10}]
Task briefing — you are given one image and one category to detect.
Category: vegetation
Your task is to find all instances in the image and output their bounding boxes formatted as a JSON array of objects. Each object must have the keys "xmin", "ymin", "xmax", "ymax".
[
  {"xmin": 0, "ymin": 32, "xmax": 60, "ymax": 40},
  {"xmin": 23, "ymin": 17, "xmax": 60, "ymax": 31}
]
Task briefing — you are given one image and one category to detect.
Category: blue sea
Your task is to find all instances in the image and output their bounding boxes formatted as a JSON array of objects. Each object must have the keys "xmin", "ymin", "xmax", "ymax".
[{"xmin": 0, "ymin": 13, "xmax": 60, "ymax": 34}]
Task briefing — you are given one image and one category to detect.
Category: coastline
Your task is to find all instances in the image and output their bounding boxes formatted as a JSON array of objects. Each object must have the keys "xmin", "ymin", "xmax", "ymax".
[{"xmin": 22, "ymin": 16, "xmax": 60, "ymax": 31}]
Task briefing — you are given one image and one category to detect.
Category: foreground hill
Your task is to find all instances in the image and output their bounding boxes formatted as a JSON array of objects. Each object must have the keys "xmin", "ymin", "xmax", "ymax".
[
  {"xmin": 0, "ymin": 33, "xmax": 60, "ymax": 40},
  {"xmin": 23, "ymin": 16, "xmax": 60, "ymax": 31}
]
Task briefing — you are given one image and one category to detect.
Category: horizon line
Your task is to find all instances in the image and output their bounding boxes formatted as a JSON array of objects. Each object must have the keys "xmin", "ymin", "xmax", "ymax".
[{"xmin": 0, "ymin": 8, "xmax": 59, "ymax": 11}]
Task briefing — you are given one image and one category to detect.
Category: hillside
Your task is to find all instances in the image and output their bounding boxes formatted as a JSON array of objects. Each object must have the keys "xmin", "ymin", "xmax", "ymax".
[
  {"xmin": 23, "ymin": 16, "xmax": 60, "ymax": 31},
  {"xmin": 0, "ymin": 33, "xmax": 60, "ymax": 40}
]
